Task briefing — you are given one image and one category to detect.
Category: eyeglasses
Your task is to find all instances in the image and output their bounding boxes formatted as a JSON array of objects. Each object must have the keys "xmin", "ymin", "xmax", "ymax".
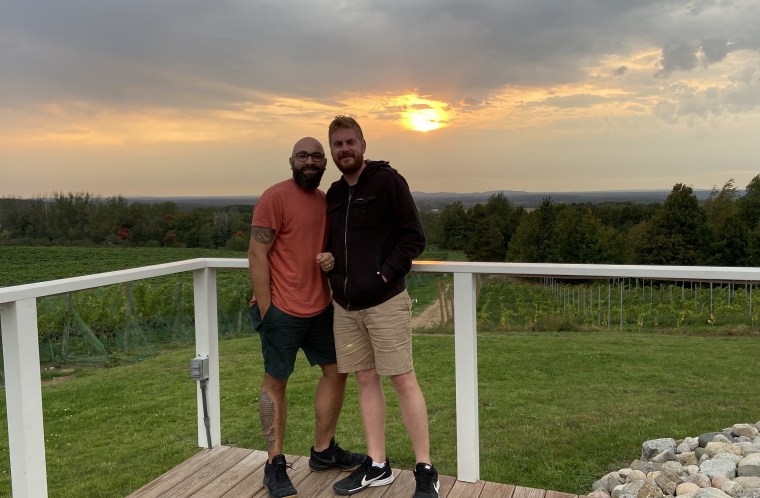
[{"xmin": 293, "ymin": 151, "xmax": 325, "ymax": 162}]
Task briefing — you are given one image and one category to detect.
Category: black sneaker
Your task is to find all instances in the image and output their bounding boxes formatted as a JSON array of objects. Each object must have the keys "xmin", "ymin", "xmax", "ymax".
[
  {"xmin": 263, "ymin": 454, "xmax": 297, "ymax": 498},
  {"xmin": 332, "ymin": 456, "xmax": 394, "ymax": 495},
  {"xmin": 309, "ymin": 438, "xmax": 366, "ymax": 471},
  {"xmin": 413, "ymin": 462, "xmax": 439, "ymax": 498}
]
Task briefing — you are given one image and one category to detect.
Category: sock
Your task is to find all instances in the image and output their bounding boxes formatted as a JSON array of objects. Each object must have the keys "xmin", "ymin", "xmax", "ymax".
[{"xmin": 371, "ymin": 460, "xmax": 386, "ymax": 469}]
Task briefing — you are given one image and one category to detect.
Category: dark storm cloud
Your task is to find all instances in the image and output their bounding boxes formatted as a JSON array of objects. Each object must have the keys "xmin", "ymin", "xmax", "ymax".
[{"xmin": 3, "ymin": 0, "xmax": 759, "ymax": 110}]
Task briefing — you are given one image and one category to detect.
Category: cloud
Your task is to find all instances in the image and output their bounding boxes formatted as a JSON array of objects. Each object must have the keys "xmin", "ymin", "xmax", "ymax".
[{"xmin": 2, "ymin": 0, "xmax": 760, "ymax": 137}]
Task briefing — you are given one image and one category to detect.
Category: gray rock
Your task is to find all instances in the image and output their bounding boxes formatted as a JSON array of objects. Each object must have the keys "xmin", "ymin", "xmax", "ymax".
[
  {"xmin": 734, "ymin": 488, "xmax": 760, "ymax": 498},
  {"xmin": 657, "ymin": 467, "xmax": 684, "ymax": 495},
  {"xmin": 678, "ymin": 453, "xmax": 699, "ymax": 466},
  {"xmin": 707, "ymin": 443, "xmax": 744, "ymax": 458},
  {"xmin": 693, "ymin": 488, "xmax": 732, "ymax": 498},
  {"xmin": 739, "ymin": 454, "xmax": 760, "ymax": 477},
  {"xmin": 653, "ymin": 450, "xmax": 678, "ymax": 463},
  {"xmin": 627, "ymin": 470, "xmax": 647, "ymax": 483},
  {"xmin": 701, "ymin": 433, "xmax": 725, "ymax": 448},
  {"xmin": 736, "ymin": 443, "xmax": 760, "ymax": 457},
  {"xmin": 722, "ymin": 480, "xmax": 745, "ymax": 497},
  {"xmin": 715, "ymin": 453, "xmax": 744, "ymax": 464},
  {"xmin": 685, "ymin": 465, "xmax": 700, "ymax": 476},
  {"xmin": 683, "ymin": 438, "xmax": 700, "ymax": 451},
  {"xmin": 700, "ymin": 459, "xmax": 737, "ymax": 479},
  {"xmin": 734, "ymin": 477, "xmax": 760, "ymax": 490},
  {"xmin": 644, "ymin": 439, "xmax": 679, "ymax": 461},
  {"xmin": 588, "ymin": 491, "xmax": 611, "ymax": 498},
  {"xmin": 621, "ymin": 480, "xmax": 646, "ymax": 497},
  {"xmin": 612, "ymin": 484, "xmax": 626, "ymax": 498},
  {"xmin": 663, "ymin": 461, "xmax": 685, "ymax": 476},
  {"xmin": 685, "ymin": 474, "xmax": 712, "ymax": 488},
  {"xmin": 734, "ymin": 425, "xmax": 760, "ymax": 439},
  {"xmin": 631, "ymin": 460, "xmax": 661, "ymax": 473},
  {"xmin": 594, "ymin": 472, "xmax": 622, "ymax": 492},
  {"xmin": 679, "ymin": 442, "xmax": 696, "ymax": 454},
  {"xmin": 716, "ymin": 435, "xmax": 736, "ymax": 444},
  {"xmin": 677, "ymin": 483, "xmax": 701, "ymax": 496},
  {"xmin": 638, "ymin": 479, "xmax": 665, "ymax": 498}
]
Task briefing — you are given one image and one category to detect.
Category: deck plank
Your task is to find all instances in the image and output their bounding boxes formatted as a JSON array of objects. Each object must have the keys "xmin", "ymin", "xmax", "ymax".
[
  {"xmin": 161, "ymin": 447, "xmax": 251, "ymax": 498},
  {"xmin": 446, "ymin": 479, "xmax": 485, "ymax": 498},
  {"xmin": 189, "ymin": 450, "xmax": 266, "ymax": 497},
  {"xmin": 127, "ymin": 446, "xmax": 231, "ymax": 498},
  {"xmin": 546, "ymin": 490, "xmax": 579, "ymax": 498},
  {"xmin": 514, "ymin": 485, "xmax": 547, "ymax": 498},
  {"xmin": 128, "ymin": 447, "xmax": 577, "ymax": 498},
  {"xmin": 482, "ymin": 481, "xmax": 516, "ymax": 498}
]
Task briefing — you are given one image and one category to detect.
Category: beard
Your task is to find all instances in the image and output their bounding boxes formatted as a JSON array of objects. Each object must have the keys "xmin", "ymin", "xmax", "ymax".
[
  {"xmin": 292, "ymin": 165, "xmax": 325, "ymax": 190},
  {"xmin": 335, "ymin": 153, "xmax": 364, "ymax": 176}
]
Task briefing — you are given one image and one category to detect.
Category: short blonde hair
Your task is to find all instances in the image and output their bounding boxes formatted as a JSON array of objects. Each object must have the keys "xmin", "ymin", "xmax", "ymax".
[{"xmin": 328, "ymin": 115, "xmax": 364, "ymax": 142}]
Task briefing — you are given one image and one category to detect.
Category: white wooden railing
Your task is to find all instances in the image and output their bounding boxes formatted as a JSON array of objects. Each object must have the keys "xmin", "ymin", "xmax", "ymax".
[{"xmin": 3, "ymin": 258, "xmax": 760, "ymax": 497}]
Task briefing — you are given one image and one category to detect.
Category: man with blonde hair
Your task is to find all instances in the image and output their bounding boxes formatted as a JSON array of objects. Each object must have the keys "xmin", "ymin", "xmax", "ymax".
[{"xmin": 324, "ymin": 116, "xmax": 439, "ymax": 498}]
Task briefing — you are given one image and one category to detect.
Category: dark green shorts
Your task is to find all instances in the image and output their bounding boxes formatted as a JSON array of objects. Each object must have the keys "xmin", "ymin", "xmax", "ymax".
[{"xmin": 249, "ymin": 303, "xmax": 336, "ymax": 380}]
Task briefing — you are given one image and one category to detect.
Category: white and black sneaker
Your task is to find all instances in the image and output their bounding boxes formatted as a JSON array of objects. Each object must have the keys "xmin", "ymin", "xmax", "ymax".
[
  {"xmin": 332, "ymin": 456, "xmax": 394, "ymax": 495},
  {"xmin": 309, "ymin": 437, "xmax": 365, "ymax": 471},
  {"xmin": 413, "ymin": 462, "xmax": 440, "ymax": 498}
]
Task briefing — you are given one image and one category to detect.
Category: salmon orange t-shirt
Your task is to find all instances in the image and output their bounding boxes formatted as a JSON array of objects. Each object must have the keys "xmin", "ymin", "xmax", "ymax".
[{"xmin": 251, "ymin": 179, "xmax": 330, "ymax": 317}]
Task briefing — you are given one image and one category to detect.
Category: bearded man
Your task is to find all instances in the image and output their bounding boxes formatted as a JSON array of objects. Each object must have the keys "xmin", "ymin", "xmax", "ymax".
[{"xmin": 247, "ymin": 136, "xmax": 365, "ymax": 498}]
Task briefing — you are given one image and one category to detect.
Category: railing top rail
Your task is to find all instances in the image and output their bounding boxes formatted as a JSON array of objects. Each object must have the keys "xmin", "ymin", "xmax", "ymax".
[
  {"xmin": 409, "ymin": 260, "xmax": 760, "ymax": 282},
  {"xmin": 0, "ymin": 258, "xmax": 209, "ymax": 304},
  {"xmin": 3, "ymin": 257, "xmax": 760, "ymax": 304}
]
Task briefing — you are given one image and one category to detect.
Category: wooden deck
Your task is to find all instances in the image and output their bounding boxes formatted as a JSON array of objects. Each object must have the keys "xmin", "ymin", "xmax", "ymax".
[{"xmin": 127, "ymin": 446, "xmax": 579, "ymax": 498}]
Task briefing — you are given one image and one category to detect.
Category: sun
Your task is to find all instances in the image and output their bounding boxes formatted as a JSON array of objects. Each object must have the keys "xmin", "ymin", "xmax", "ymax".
[
  {"xmin": 393, "ymin": 94, "xmax": 452, "ymax": 132},
  {"xmin": 405, "ymin": 108, "xmax": 446, "ymax": 132}
]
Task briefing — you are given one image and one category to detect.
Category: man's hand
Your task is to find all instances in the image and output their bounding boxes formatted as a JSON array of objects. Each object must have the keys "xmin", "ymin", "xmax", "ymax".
[{"xmin": 316, "ymin": 252, "xmax": 335, "ymax": 272}]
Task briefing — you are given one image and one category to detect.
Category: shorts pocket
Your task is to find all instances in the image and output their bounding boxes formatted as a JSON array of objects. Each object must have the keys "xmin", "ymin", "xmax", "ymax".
[{"xmin": 249, "ymin": 303, "xmax": 264, "ymax": 332}]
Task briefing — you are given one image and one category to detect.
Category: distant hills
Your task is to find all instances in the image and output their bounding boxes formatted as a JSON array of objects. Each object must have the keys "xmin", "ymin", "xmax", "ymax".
[{"xmin": 129, "ymin": 189, "xmax": 714, "ymax": 211}]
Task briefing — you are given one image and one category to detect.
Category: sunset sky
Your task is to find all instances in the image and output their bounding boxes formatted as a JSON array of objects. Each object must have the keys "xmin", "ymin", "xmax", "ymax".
[{"xmin": 2, "ymin": 0, "xmax": 759, "ymax": 198}]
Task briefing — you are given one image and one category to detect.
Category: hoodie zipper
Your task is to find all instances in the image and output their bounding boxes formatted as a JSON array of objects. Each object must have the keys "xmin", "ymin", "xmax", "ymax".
[{"xmin": 342, "ymin": 188, "xmax": 352, "ymax": 309}]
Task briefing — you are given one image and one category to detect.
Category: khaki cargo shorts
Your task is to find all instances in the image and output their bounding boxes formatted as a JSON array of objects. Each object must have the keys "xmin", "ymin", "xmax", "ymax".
[{"xmin": 332, "ymin": 289, "xmax": 414, "ymax": 376}]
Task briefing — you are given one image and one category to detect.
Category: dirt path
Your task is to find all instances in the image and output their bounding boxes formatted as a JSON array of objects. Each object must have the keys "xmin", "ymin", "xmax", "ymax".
[{"xmin": 412, "ymin": 300, "xmax": 446, "ymax": 330}]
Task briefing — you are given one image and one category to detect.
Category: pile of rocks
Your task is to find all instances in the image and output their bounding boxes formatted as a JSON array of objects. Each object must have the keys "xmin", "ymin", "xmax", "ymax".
[{"xmin": 588, "ymin": 422, "xmax": 760, "ymax": 498}]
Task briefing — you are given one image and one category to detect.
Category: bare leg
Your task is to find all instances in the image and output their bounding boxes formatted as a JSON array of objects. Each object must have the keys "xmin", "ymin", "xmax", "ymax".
[
  {"xmin": 356, "ymin": 368, "xmax": 387, "ymax": 463},
  {"xmin": 314, "ymin": 363, "xmax": 348, "ymax": 451},
  {"xmin": 260, "ymin": 373, "xmax": 288, "ymax": 461},
  {"xmin": 390, "ymin": 370, "xmax": 431, "ymax": 464}
]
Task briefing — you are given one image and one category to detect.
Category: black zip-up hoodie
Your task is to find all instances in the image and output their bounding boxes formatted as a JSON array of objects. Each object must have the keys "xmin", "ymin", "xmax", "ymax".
[{"xmin": 325, "ymin": 160, "xmax": 426, "ymax": 310}]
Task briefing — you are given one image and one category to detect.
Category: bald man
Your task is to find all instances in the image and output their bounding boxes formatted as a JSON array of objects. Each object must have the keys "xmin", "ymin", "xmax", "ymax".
[{"xmin": 248, "ymin": 137, "xmax": 365, "ymax": 498}]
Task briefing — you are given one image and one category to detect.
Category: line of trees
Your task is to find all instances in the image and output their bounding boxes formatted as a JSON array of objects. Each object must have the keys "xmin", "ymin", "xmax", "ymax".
[
  {"xmin": 422, "ymin": 175, "xmax": 760, "ymax": 267},
  {"xmin": 0, "ymin": 192, "xmax": 252, "ymax": 250},
  {"xmin": 3, "ymin": 175, "xmax": 760, "ymax": 266}
]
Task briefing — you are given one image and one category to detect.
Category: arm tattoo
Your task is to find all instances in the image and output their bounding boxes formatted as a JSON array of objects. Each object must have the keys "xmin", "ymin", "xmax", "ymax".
[
  {"xmin": 259, "ymin": 389, "xmax": 277, "ymax": 451},
  {"xmin": 251, "ymin": 226, "xmax": 275, "ymax": 244}
]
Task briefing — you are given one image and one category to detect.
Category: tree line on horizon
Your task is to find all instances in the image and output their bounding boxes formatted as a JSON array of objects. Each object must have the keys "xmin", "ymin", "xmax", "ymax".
[
  {"xmin": 0, "ymin": 193, "xmax": 252, "ymax": 251},
  {"xmin": 424, "ymin": 175, "xmax": 760, "ymax": 267},
  {"xmin": 2, "ymin": 175, "xmax": 760, "ymax": 267}
]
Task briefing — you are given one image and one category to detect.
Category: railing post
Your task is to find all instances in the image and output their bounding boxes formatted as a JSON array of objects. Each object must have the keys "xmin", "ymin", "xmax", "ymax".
[
  {"xmin": 1, "ymin": 299, "xmax": 49, "ymax": 498},
  {"xmin": 192, "ymin": 268, "xmax": 221, "ymax": 448},
  {"xmin": 453, "ymin": 272, "xmax": 479, "ymax": 482}
]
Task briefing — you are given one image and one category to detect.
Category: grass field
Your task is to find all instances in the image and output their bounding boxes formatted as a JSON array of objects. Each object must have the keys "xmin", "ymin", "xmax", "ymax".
[
  {"xmin": 1, "ymin": 332, "xmax": 758, "ymax": 497},
  {"xmin": 2, "ymin": 246, "xmax": 759, "ymax": 496}
]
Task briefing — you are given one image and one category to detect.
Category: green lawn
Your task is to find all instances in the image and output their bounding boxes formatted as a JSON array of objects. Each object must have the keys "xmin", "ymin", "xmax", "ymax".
[{"xmin": 1, "ymin": 331, "xmax": 758, "ymax": 497}]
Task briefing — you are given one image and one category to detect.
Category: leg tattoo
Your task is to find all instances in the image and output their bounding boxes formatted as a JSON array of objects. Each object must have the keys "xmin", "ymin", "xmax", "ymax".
[{"xmin": 259, "ymin": 389, "xmax": 276, "ymax": 451}]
